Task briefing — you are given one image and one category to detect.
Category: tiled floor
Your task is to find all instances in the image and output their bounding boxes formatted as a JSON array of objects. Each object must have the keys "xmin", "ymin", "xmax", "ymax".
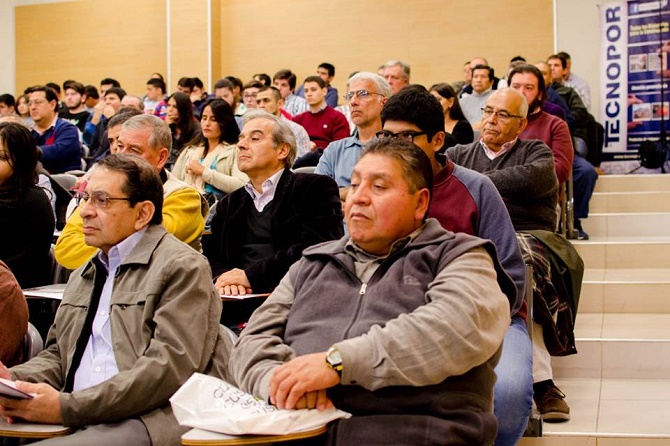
[{"xmin": 535, "ymin": 378, "xmax": 670, "ymax": 439}]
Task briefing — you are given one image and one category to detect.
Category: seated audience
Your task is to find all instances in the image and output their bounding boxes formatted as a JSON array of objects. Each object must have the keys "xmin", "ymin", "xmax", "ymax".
[
  {"xmin": 429, "ymin": 83, "xmax": 474, "ymax": 146},
  {"xmin": 315, "ymin": 72, "xmax": 390, "ymax": 201},
  {"xmin": 447, "ymin": 88, "xmax": 582, "ymax": 423},
  {"xmin": 26, "ymin": 85, "xmax": 81, "ymax": 174},
  {"xmin": 59, "ymin": 81, "xmax": 90, "ymax": 134},
  {"xmin": 295, "ymin": 62, "xmax": 340, "ymax": 108},
  {"xmin": 241, "ymin": 80, "xmax": 263, "ymax": 112},
  {"xmin": 0, "ymin": 94, "xmax": 16, "ymax": 117},
  {"xmin": 203, "ymin": 110, "xmax": 343, "ymax": 296},
  {"xmin": 230, "ymin": 139, "xmax": 514, "ymax": 445},
  {"xmin": 273, "ymin": 69, "xmax": 308, "ymax": 117},
  {"xmin": 0, "ymin": 154, "xmax": 232, "ymax": 445},
  {"xmin": 253, "ymin": 73, "xmax": 271, "ymax": 86},
  {"xmin": 460, "ymin": 57, "xmax": 507, "ymax": 97},
  {"xmin": 85, "ymin": 86, "xmax": 127, "ymax": 165},
  {"xmin": 55, "ymin": 115, "xmax": 206, "ymax": 269},
  {"xmin": 191, "ymin": 77, "xmax": 212, "ymax": 119},
  {"xmin": 0, "ymin": 121, "xmax": 55, "ymax": 288},
  {"xmin": 144, "ymin": 77, "xmax": 167, "ymax": 118},
  {"xmin": 379, "ymin": 86, "xmax": 529, "ymax": 446},
  {"xmin": 255, "ymin": 86, "xmax": 311, "ymax": 158},
  {"xmin": 0, "ymin": 260, "xmax": 28, "ymax": 368},
  {"xmin": 83, "ymin": 85, "xmax": 99, "ymax": 113},
  {"xmin": 16, "ymin": 94, "xmax": 32, "ymax": 125},
  {"xmin": 165, "ymin": 92, "xmax": 200, "ymax": 168},
  {"xmin": 293, "ymin": 76, "xmax": 350, "ymax": 150},
  {"xmin": 382, "ymin": 59, "xmax": 411, "ymax": 94},
  {"xmin": 460, "ymin": 64, "xmax": 496, "ymax": 129},
  {"xmin": 173, "ymin": 98, "xmax": 247, "ymax": 198}
]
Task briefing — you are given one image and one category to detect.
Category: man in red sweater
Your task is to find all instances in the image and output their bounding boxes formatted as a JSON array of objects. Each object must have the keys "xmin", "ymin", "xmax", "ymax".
[{"xmin": 293, "ymin": 76, "xmax": 350, "ymax": 150}]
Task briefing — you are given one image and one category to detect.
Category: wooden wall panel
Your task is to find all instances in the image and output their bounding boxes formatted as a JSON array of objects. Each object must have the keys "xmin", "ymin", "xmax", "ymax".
[
  {"xmin": 169, "ymin": 0, "xmax": 209, "ymax": 92},
  {"xmin": 15, "ymin": 0, "xmax": 166, "ymax": 96},
  {"xmin": 219, "ymin": 0, "xmax": 554, "ymax": 105},
  {"xmin": 14, "ymin": 0, "xmax": 553, "ymax": 101}
]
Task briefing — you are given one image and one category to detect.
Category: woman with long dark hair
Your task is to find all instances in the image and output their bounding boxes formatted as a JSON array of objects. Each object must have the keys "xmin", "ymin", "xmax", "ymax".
[
  {"xmin": 166, "ymin": 92, "xmax": 200, "ymax": 167},
  {"xmin": 0, "ymin": 121, "xmax": 55, "ymax": 288},
  {"xmin": 172, "ymin": 98, "xmax": 247, "ymax": 198},
  {"xmin": 429, "ymin": 83, "xmax": 474, "ymax": 145}
]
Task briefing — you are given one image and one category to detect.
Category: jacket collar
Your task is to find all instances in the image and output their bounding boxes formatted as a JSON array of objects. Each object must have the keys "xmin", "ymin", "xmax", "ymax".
[{"xmin": 80, "ymin": 225, "xmax": 168, "ymax": 276}]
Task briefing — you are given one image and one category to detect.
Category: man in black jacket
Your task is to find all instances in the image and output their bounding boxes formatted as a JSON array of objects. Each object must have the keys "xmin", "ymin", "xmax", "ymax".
[{"xmin": 204, "ymin": 110, "xmax": 344, "ymax": 296}]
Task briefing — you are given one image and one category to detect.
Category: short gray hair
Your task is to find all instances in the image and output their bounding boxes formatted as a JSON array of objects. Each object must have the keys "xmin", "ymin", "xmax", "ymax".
[
  {"xmin": 491, "ymin": 88, "xmax": 529, "ymax": 119},
  {"xmin": 242, "ymin": 109, "xmax": 297, "ymax": 167},
  {"xmin": 347, "ymin": 72, "xmax": 392, "ymax": 98},
  {"xmin": 384, "ymin": 60, "xmax": 411, "ymax": 80},
  {"xmin": 121, "ymin": 114, "xmax": 172, "ymax": 151}
]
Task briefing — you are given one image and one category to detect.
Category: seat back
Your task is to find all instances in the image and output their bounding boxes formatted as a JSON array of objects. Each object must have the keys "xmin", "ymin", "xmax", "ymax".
[
  {"xmin": 558, "ymin": 170, "xmax": 578, "ymax": 239},
  {"xmin": 48, "ymin": 174, "xmax": 75, "ymax": 230},
  {"xmin": 23, "ymin": 322, "xmax": 44, "ymax": 361}
]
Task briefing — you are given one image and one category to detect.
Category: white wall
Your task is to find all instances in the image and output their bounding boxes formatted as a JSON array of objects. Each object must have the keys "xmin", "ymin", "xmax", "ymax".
[
  {"xmin": 0, "ymin": 0, "xmax": 16, "ymax": 95},
  {"xmin": 555, "ymin": 0, "xmax": 620, "ymax": 121}
]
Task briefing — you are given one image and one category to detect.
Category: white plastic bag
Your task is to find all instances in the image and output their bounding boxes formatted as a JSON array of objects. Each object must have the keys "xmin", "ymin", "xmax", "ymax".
[{"xmin": 170, "ymin": 373, "xmax": 351, "ymax": 435}]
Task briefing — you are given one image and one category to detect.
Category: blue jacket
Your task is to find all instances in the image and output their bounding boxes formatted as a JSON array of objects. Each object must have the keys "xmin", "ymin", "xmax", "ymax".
[{"xmin": 32, "ymin": 118, "xmax": 81, "ymax": 173}]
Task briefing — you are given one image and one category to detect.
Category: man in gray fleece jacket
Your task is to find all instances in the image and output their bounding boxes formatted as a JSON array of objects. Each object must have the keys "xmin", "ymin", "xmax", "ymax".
[{"xmin": 230, "ymin": 139, "xmax": 514, "ymax": 445}]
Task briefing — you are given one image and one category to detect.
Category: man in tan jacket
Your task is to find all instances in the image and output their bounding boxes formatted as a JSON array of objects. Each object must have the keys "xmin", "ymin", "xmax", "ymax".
[{"xmin": 0, "ymin": 154, "xmax": 230, "ymax": 446}]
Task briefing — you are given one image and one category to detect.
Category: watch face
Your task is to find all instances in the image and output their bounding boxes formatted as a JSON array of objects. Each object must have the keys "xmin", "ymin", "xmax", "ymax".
[{"xmin": 327, "ymin": 347, "xmax": 342, "ymax": 365}]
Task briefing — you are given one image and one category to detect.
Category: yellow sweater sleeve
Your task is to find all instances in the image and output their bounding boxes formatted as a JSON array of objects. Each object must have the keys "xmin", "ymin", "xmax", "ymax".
[
  {"xmin": 162, "ymin": 186, "xmax": 205, "ymax": 247},
  {"xmin": 54, "ymin": 210, "xmax": 97, "ymax": 270}
]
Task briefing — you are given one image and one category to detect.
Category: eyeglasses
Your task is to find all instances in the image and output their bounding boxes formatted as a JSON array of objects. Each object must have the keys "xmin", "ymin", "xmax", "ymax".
[
  {"xmin": 343, "ymin": 90, "xmax": 384, "ymax": 101},
  {"xmin": 75, "ymin": 191, "xmax": 132, "ymax": 209},
  {"xmin": 480, "ymin": 107, "xmax": 523, "ymax": 122},
  {"xmin": 243, "ymin": 93, "xmax": 258, "ymax": 99},
  {"xmin": 375, "ymin": 130, "xmax": 428, "ymax": 143}
]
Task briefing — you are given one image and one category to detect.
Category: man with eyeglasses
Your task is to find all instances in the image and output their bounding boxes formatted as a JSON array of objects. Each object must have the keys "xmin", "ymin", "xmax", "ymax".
[
  {"xmin": 241, "ymin": 80, "xmax": 263, "ymax": 112},
  {"xmin": 448, "ymin": 88, "xmax": 583, "ymax": 425},
  {"xmin": 55, "ymin": 114, "xmax": 207, "ymax": 270},
  {"xmin": 0, "ymin": 154, "xmax": 232, "ymax": 446},
  {"xmin": 380, "ymin": 86, "xmax": 531, "ymax": 446},
  {"xmin": 314, "ymin": 72, "xmax": 390, "ymax": 203},
  {"xmin": 25, "ymin": 85, "xmax": 82, "ymax": 174}
]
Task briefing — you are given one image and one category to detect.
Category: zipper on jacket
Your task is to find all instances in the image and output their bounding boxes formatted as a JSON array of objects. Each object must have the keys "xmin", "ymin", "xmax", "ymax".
[{"xmin": 359, "ymin": 283, "xmax": 367, "ymax": 296}]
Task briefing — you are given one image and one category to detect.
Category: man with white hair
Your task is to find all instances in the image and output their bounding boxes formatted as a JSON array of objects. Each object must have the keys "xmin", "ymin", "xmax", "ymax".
[
  {"xmin": 382, "ymin": 59, "xmax": 410, "ymax": 95},
  {"xmin": 315, "ymin": 72, "xmax": 391, "ymax": 202}
]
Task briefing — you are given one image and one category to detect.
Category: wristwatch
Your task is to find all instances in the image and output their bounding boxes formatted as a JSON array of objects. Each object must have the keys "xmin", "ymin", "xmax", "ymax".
[{"xmin": 325, "ymin": 346, "xmax": 343, "ymax": 377}]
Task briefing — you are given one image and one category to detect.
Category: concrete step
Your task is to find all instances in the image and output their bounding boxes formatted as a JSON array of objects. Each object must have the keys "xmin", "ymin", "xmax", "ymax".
[
  {"xmin": 594, "ymin": 174, "xmax": 670, "ymax": 193},
  {"xmin": 552, "ymin": 314, "xmax": 670, "ymax": 380},
  {"xmin": 519, "ymin": 377, "xmax": 670, "ymax": 446},
  {"xmin": 580, "ymin": 269, "xmax": 670, "ymax": 314},
  {"xmin": 581, "ymin": 212, "xmax": 670, "ymax": 238},
  {"xmin": 572, "ymin": 238, "xmax": 670, "ymax": 269},
  {"xmin": 590, "ymin": 191, "xmax": 670, "ymax": 213}
]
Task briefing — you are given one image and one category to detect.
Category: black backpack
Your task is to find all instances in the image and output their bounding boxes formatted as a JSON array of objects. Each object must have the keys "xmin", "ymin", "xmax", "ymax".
[{"xmin": 638, "ymin": 140, "xmax": 668, "ymax": 171}]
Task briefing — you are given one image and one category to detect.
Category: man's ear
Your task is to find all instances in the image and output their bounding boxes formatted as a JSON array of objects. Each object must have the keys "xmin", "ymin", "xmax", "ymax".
[
  {"xmin": 431, "ymin": 131, "xmax": 446, "ymax": 154},
  {"xmin": 415, "ymin": 188, "xmax": 431, "ymax": 222},
  {"xmin": 134, "ymin": 201, "xmax": 156, "ymax": 230},
  {"xmin": 157, "ymin": 147, "xmax": 169, "ymax": 169},
  {"xmin": 276, "ymin": 143, "xmax": 290, "ymax": 162}
]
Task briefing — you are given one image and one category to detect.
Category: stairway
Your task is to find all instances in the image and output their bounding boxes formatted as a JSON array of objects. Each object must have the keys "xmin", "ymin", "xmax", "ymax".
[{"xmin": 520, "ymin": 174, "xmax": 670, "ymax": 446}]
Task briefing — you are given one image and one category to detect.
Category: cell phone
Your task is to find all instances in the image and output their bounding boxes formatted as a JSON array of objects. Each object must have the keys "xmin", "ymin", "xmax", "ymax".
[{"xmin": 0, "ymin": 378, "xmax": 34, "ymax": 399}]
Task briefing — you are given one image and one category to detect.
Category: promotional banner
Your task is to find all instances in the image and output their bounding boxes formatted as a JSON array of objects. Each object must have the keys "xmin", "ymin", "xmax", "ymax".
[{"xmin": 599, "ymin": 0, "xmax": 670, "ymax": 164}]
